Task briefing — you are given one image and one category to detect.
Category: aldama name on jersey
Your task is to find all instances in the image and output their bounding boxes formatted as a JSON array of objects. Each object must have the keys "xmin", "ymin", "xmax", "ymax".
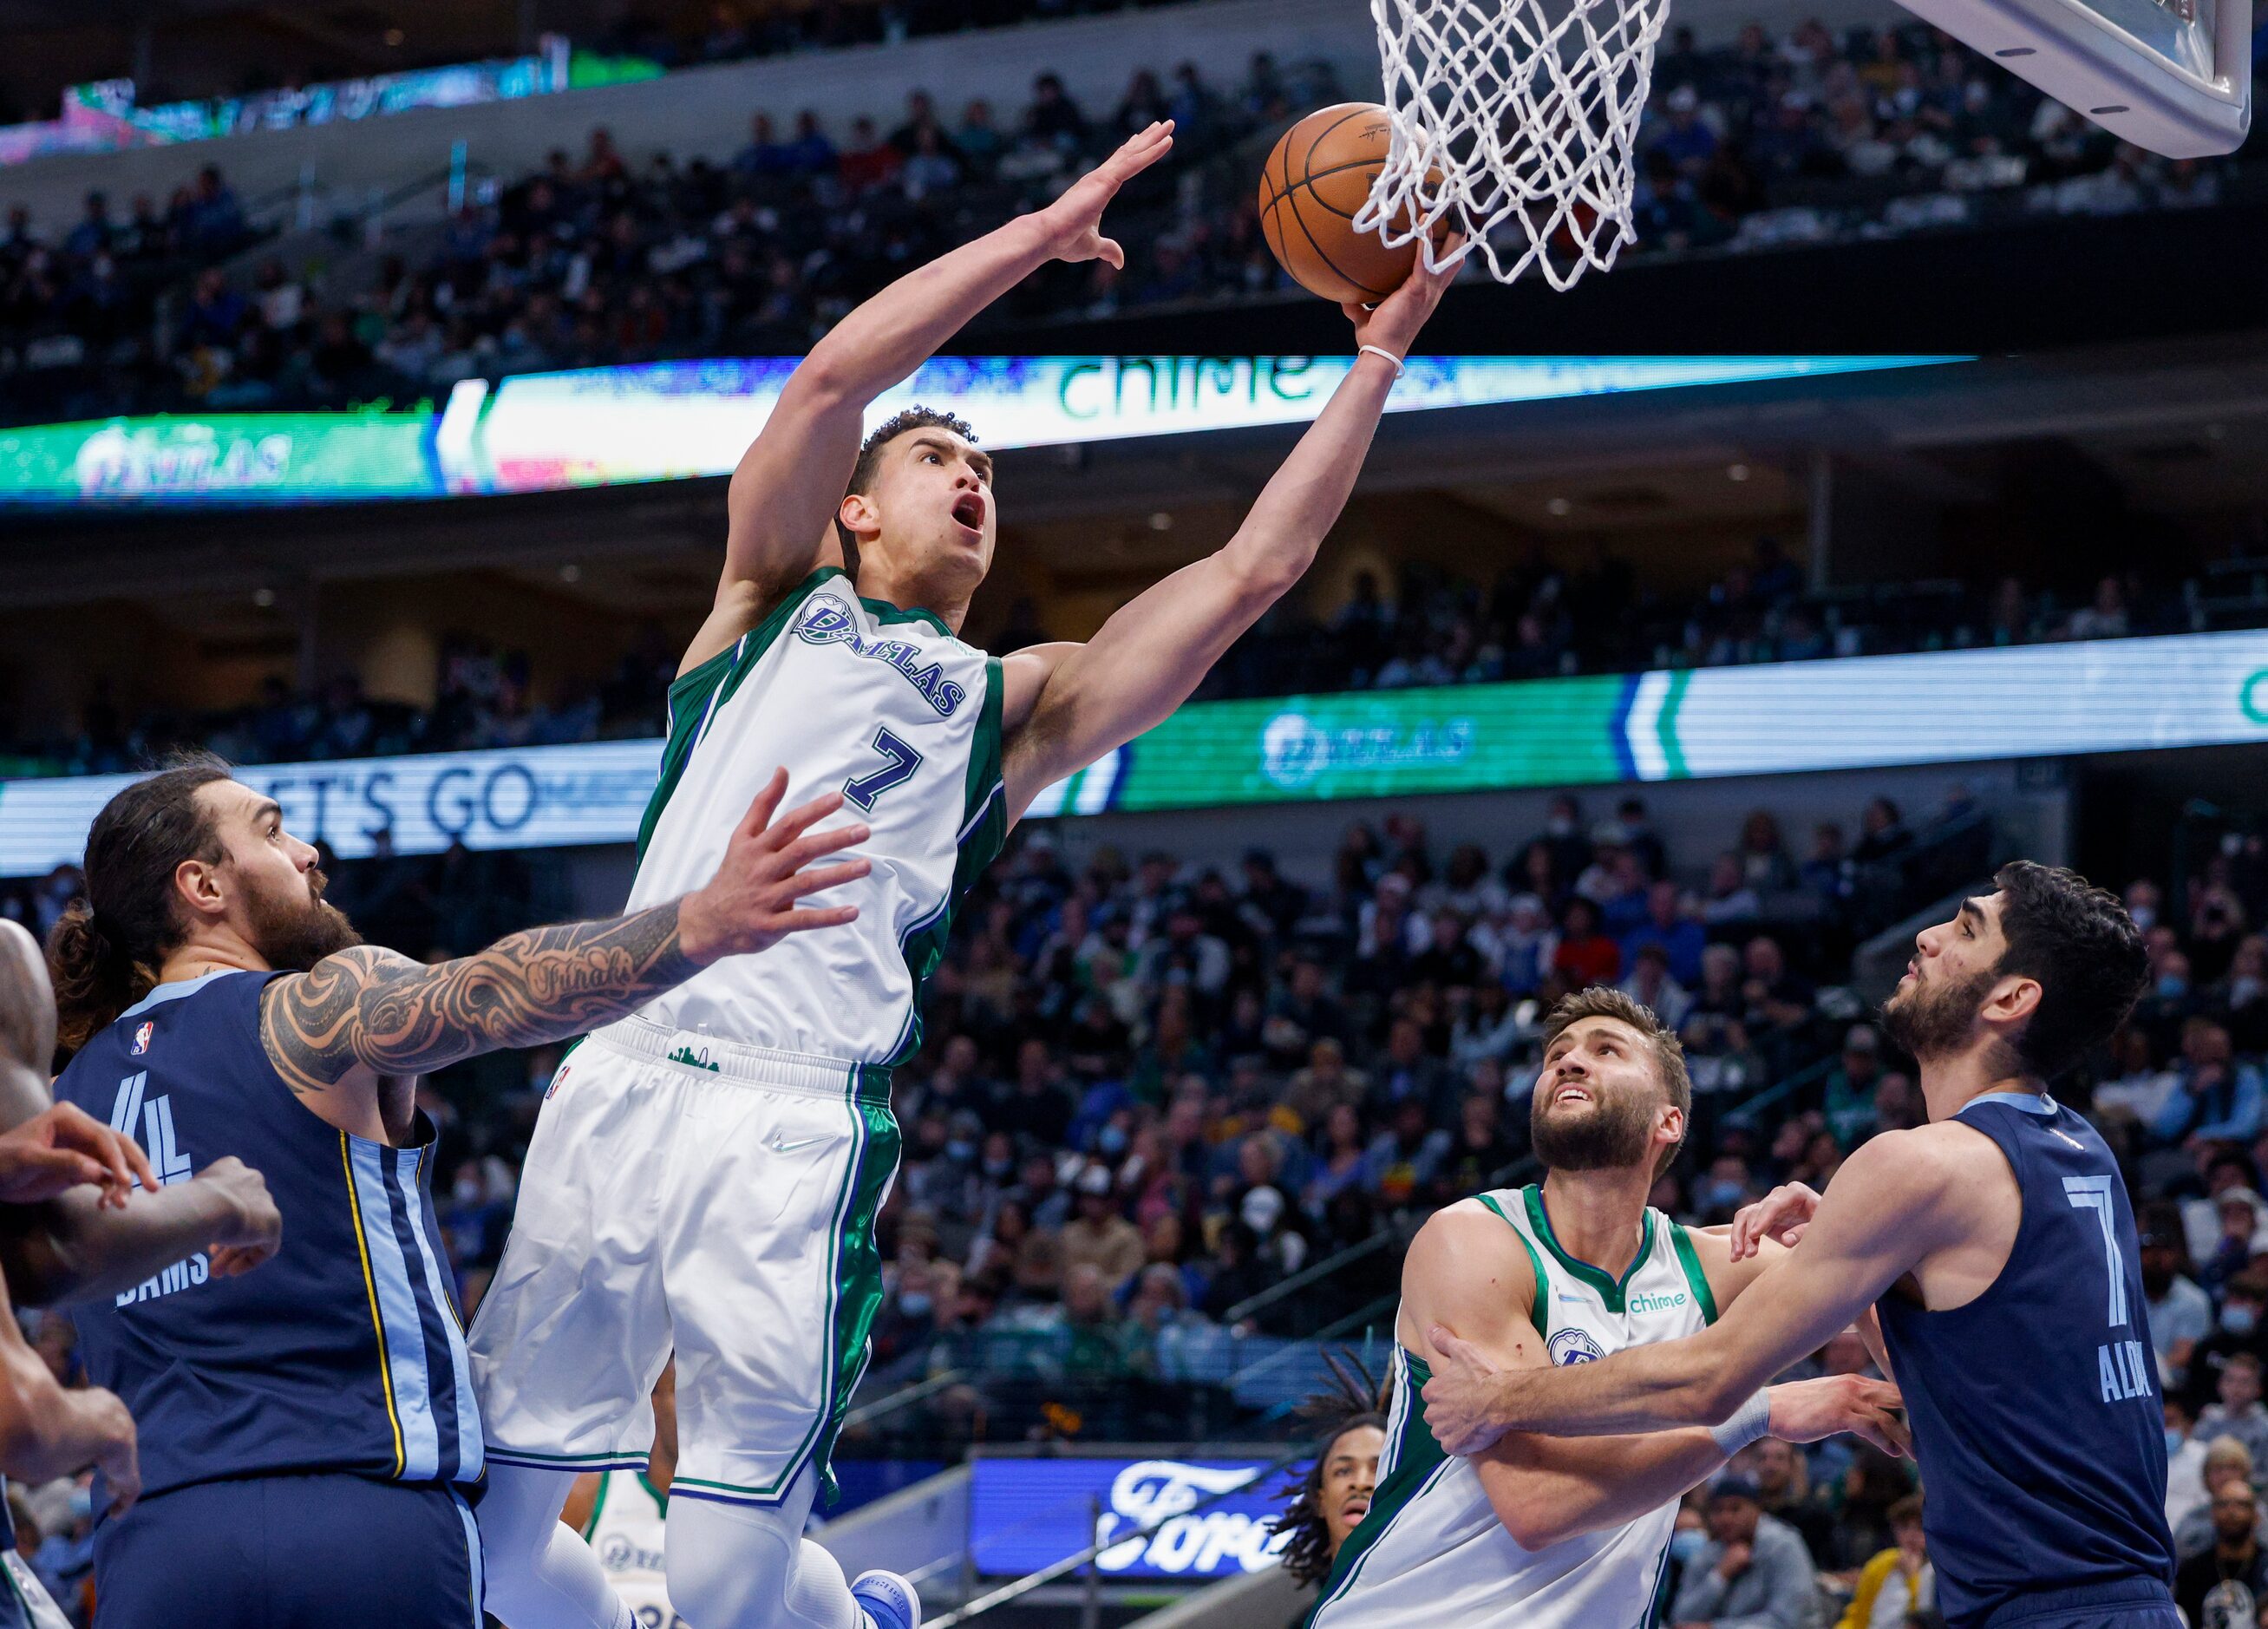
[{"xmin": 793, "ymin": 594, "xmax": 968, "ymax": 716}]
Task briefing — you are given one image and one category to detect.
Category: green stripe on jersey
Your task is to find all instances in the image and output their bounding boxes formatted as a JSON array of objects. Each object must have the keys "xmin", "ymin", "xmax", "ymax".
[
  {"xmin": 1523, "ymin": 1184, "xmax": 1655, "ymax": 1314},
  {"xmin": 634, "ymin": 566, "xmax": 835, "ymax": 863},
  {"xmin": 1478, "ymin": 1191, "xmax": 1551, "ymax": 1342},
  {"xmin": 1304, "ymin": 1350, "xmax": 1449, "ymax": 1628},
  {"xmin": 1669, "ymin": 1223, "xmax": 1719, "ymax": 1325}
]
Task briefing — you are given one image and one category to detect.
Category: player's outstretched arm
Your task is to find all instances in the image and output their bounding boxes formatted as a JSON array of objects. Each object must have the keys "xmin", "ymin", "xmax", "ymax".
[
  {"xmin": 0, "ymin": 921, "xmax": 281, "ymax": 1305},
  {"xmin": 1422, "ymin": 1134, "xmax": 1945, "ymax": 1454},
  {"xmin": 258, "ymin": 770, "xmax": 870, "ymax": 1095},
  {"xmin": 0, "ymin": 1255, "xmax": 139, "ymax": 1513},
  {"xmin": 997, "ymin": 258, "xmax": 1455, "ymax": 816},
  {"xmin": 695, "ymin": 124, "xmax": 1175, "ymax": 669}
]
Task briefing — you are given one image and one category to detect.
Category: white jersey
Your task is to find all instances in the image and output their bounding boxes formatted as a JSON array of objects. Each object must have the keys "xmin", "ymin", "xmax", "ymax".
[
  {"xmin": 582, "ymin": 1470, "xmax": 681, "ymax": 1629},
  {"xmin": 1305, "ymin": 1186, "xmax": 1718, "ymax": 1629},
  {"xmin": 628, "ymin": 566, "xmax": 1006, "ymax": 1070}
]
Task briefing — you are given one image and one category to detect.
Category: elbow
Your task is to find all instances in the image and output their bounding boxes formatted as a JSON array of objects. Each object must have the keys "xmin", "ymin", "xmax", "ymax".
[
  {"xmin": 1500, "ymin": 1501, "xmax": 1571, "ymax": 1553},
  {"xmin": 1219, "ymin": 548, "xmax": 1303, "ymax": 614},
  {"xmin": 1690, "ymin": 1367, "xmax": 1752, "ymax": 1429}
]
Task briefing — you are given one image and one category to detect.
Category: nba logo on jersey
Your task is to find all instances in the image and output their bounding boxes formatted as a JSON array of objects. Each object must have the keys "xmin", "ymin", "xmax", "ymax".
[
  {"xmin": 1550, "ymin": 1329, "xmax": 1606, "ymax": 1365},
  {"xmin": 131, "ymin": 1022, "xmax": 152, "ymax": 1057}
]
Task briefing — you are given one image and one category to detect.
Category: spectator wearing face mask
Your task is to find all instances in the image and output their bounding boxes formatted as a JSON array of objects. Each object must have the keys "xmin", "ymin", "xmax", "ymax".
[
  {"xmin": 2199, "ymin": 1352, "xmax": 2268, "ymax": 1481},
  {"xmin": 1671, "ymin": 1477, "xmax": 1820, "ymax": 1629},
  {"xmin": 2191, "ymin": 1267, "xmax": 2268, "ymax": 1418},
  {"xmin": 2174, "ymin": 1479, "xmax": 2268, "ymax": 1628}
]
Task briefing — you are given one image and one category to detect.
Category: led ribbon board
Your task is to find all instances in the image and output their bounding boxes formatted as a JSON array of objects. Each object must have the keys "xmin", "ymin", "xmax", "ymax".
[
  {"xmin": 2, "ymin": 630, "xmax": 2263, "ymax": 875},
  {"xmin": 0, "ymin": 356, "xmax": 1964, "ymax": 504}
]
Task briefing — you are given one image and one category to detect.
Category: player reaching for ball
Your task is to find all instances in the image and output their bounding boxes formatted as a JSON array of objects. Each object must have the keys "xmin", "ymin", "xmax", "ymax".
[{"xmin": 468, "ymin": 120, "xmax": 1459, "ymax": 1629}]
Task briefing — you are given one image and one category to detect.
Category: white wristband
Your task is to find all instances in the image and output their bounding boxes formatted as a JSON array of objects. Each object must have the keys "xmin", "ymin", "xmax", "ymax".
[
  {"xmin": 1359, "ymin": 343, "xmax": 1406, "ymax": 378},
  {"xmin": 1709, "ymin": 1389, "xmax": 1772, "ymax": 1455}
]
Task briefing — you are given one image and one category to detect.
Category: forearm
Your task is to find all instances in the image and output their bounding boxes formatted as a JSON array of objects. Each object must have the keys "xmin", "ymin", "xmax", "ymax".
[
  {"xmin": 786, "ymin": 216, "xmax": 1049, "ymax": 410},
  {"xmin": 1216, "ymin": 354, "xmax": 1399, "ymax": 600},
  {"xmin": 1482, "ymin": 1328, "xmax": 1752, "ymax": 1438},
  {"xmin": 0, "ymin": 1183, "xmax": 237, "ymax": 1307},
  {"xmin": 265, "ymin": 900, "xmax": 703, "ymax": 1091},
  {"xmin": 1483, "ymin": 1427, "xmax": 1726, "ymax": 1549}
]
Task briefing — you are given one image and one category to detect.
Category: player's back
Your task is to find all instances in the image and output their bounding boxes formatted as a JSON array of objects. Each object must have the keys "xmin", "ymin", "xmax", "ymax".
[
  {"xmin": 54, "ymin": 970, "xmax": 483, "ymax": 1501},
  {"xmin": 1877, "ymin": 1091, "xmax": 2176, "ymax": 1629},
  {"xmin": 628, "ymin": 566, "xmax": 1006, "ymax": 1070},
  {"xmin": 1304, "ymin": 1187, "xmax": 1714, "ymax": 1629}
]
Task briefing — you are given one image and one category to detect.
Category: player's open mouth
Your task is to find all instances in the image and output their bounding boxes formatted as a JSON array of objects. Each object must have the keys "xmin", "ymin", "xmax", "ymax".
[
  {"xmin": 1342, "ymin": 1498, "xmax": 1370, "ymax": 1522},
  {"xmin": 951, "ymin": 494, "xmax": 984, "ymax": 533},
  {"xmin": 1552, "ymin": 1084, "xmax": 1592, "ymax": 1107}
]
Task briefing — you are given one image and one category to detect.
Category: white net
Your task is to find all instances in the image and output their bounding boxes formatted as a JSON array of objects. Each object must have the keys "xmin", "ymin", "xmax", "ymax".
[{"xmin": 1356, "ymin": 0, "xmax": 1672, "ymax": 290}]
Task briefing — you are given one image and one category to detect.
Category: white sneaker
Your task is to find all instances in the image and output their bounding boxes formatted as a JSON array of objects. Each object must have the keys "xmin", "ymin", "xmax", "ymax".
[{"xmin": 849, "ymin": 1568, "xmax": 922, "ymax": 1629}]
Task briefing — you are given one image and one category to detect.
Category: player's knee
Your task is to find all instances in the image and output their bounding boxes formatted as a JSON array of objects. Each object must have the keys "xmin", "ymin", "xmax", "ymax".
[{"xmin": 666, "ymin": 1502, "xmax": 797, "ymax": 1629}]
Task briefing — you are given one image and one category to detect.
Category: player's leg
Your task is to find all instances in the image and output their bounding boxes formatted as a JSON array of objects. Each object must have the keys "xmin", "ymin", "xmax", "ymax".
[
  {"xmin": 666, "ymin": 1466, "xmax": 870, "ymax": 1629},
  {"xmin": 468, "ymin": 1038, "xmax": 681, "ymax": 1627},
  {"xmin": 478, "ymin": 1463, "xmax": 635, "ymax": 1629},
  {"xmin": 658, "ymin": 1062, "xmax": 904, "ymax": 1629}
]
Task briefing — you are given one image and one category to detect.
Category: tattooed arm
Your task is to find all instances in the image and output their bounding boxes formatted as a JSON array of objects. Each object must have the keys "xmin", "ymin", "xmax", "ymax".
[{"xmin": 258, "ymin": 771, "xmax": 870, "ymax": 1133}]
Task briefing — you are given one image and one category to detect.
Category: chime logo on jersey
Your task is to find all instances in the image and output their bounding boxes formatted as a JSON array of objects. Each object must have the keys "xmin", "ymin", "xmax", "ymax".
[
  {"xmin": 791, "ymin": 593, "xmax": 968, "ymax": 716},
  {"xmin": 1549, "ymin": 1329, "xmax": 1607, "ymax": 1365}
]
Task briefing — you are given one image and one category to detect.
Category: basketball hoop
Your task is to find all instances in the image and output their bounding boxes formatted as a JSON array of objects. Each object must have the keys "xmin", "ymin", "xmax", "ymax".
[{"xmin": 1357, "ymin": 0, "xmax": 1671, "ymax": 290}]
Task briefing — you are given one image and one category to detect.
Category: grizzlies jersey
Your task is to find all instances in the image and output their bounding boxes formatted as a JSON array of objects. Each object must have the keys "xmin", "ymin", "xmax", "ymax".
[
  {"xmin": 629, "ymin": 566, "xmax": 1006, "ymax": 1074},
  {"xmin": 1305, "ymin": 1187, "xmax": 1716, "ymax": 1629},
  {"xmin": 55, "ymin": 972, "xmax": 483, "ymax": 1504},
  {"xmin": 1878, "ymin": 1092, "xmax": 2176, "ymax": 1627},
  {"xmin": 583, "ymin": 1471, "xmax": 680, "ymax": 1628}
]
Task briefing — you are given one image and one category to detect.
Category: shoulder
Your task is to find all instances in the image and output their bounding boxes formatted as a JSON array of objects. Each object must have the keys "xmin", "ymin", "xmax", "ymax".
[
  {"xmin": 1404, "ymin": 1197, "xmax": 1535, "ymax": 1299},
  {"xmin": 998, "ymin": 642, "xmax": 1084, "ymax": 736},
  {"xmin": 1836, "ymin": 1119, "xmax": 2003, "ymax": 1199}
]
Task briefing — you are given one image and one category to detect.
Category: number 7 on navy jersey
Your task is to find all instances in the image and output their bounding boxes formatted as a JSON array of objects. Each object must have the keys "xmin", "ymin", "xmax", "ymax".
[{"xmin": 843, "ymin": 727, "xmax": 925, "ymax": 811}]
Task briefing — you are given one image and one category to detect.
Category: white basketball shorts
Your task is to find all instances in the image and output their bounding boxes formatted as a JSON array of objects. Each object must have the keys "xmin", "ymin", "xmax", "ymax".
[{"xmin": 467, "ymin": 1016, "xmax": 900, "ymax": 1507}]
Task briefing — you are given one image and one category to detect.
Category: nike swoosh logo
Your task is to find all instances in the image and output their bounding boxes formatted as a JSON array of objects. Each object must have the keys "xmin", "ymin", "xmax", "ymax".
[{"xmin": 768, "ymin": 1135, "xmax": 830, "ymax": 1155}]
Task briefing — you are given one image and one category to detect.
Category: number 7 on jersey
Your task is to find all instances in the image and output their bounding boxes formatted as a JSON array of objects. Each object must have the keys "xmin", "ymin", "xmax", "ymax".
[{"xmin": 843, "ymin": 728, "xmax": 925, "ymax": 811}]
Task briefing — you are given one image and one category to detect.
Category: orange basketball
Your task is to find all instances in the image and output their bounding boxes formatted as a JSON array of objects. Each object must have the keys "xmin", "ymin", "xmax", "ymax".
[{"xmin": 1257, "ymin": 102, "xmax": 1415, "ymax": 305}]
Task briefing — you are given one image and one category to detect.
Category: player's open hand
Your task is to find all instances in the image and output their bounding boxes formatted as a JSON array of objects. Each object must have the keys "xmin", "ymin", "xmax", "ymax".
[
  {"xmin": 680, "ymin": 769, "xmax": 872, "ymax": 964},
  {"xmin": 1420, "ymin": 1324, "xmax": 1512, "ymax": 1456},
  {"xmin": 1341, "ymin": 232, "xmax": 1462, "ymax": 363},
  {"xmin": 1765, "ymin": 1373, "xmax": 1910, "ymax": 1458},
  {"xmin": 0, "ymin": 1102, "xmax": 157, "ymax": 1209},
  {"xmin": 1037, "ymin": 121, "xmax": 1175, "ymax": 269},
  {"xmin": 1729, "ymin": 1181, "xmax": 1825, "ymax": 1260}
]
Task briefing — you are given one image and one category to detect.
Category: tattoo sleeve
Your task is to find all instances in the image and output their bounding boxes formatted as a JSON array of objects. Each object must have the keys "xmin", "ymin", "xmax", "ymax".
[{"xmin": 258, "ymin": 900, "xmax": 697, "ymax": 1095}]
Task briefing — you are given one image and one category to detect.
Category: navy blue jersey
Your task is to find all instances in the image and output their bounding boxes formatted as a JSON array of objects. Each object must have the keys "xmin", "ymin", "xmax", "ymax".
[
  {"xmin": 1877, "ymin": 1091, "xmax": 2175, "ymax": 1628},
  {"xmin": 55, "ymin": 971, "xmax": 483, "ymax": 1507}
]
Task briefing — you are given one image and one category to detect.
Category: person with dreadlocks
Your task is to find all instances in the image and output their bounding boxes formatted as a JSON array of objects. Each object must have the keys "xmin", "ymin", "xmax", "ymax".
[{"xmin": 1272, "ymin": 1354, "xmax": 1389, "ymax": 1596}]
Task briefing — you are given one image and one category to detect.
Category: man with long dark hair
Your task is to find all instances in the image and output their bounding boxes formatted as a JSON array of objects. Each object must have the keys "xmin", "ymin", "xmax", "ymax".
[
  {"xmin": 1301, "ymin": 986, "xmax": 1905, "ymax": 1629},
  {"xmin": 1422, "ymin": 863, "xmax": 2176, "ymax": 1629},
  {"xmin": 42, "ymin": 754, "xmax": 868, "ymax": 1629}
]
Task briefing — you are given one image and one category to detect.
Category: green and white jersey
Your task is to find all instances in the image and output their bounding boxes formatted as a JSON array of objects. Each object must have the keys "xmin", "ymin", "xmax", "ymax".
[
  {"xmin": 1305, "ymin": 1186, "xmax": 1719, "ymax": 1629},
  {"xmin": 582, "ymin": 1470, "xmax": 680, "ymax": 1628},
  {"xmin": 627, "ymin": 566, "xmax": 1007, "ymax": 1075}
]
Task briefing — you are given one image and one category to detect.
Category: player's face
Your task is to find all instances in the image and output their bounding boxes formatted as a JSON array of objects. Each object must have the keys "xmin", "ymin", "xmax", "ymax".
[
  {"xmin": 1319, "ymin": 1423, "xmax": 1385, "ymax": 1551},
  {"xmin": 198, "ymin": 780, "xmax": 363, "ymax": 970},
  {"xmin": 1530, "ymin": 1016, "xmax": 1681, "ymax": 1174},
  {"xmin": 1880, "ymin": 892, "xmax": 2007, "ymax": 1059},
  {"xmin": 859, "ymin": 429, "xmax": 996, "ymax": 591}
]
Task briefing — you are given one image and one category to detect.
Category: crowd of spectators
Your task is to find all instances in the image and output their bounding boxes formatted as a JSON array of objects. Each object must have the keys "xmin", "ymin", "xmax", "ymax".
[
  {"xmin": 4, "ymin": 13, "xmax": 2264, "ymax": 425},
  {"xmin": 8, "ymin": 546, "xmax": 2265, "ymax": 782},
  {"xmin": 7, "ymin": 748, "xmax": 2267, "ymax": 1618}
]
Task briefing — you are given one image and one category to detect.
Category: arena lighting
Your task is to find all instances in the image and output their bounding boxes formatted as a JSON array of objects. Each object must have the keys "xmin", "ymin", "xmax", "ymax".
[
  {"xmin": 0, "ymin": 627, "xmax": 2262, "ymax": 875},
  {"xmin": 0, "ymin": 356, "xmax": 1967, "ymax": 505}
]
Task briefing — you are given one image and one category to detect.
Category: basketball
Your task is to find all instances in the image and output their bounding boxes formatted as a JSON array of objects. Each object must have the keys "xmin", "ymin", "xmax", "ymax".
[{"xmin": 1257, "ymin": 101, "xmax": 1418, "ymax": 305}]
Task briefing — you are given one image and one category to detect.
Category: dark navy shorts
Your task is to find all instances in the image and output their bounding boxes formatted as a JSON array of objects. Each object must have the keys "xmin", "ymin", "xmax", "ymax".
[
  {"xmin": 94, "ymin": 1473, "xmax": 481, "ymax": 1629},
  {"xmin": 1974, "ymin": 1579, "xmax": 2182, "ymax": 1629}
]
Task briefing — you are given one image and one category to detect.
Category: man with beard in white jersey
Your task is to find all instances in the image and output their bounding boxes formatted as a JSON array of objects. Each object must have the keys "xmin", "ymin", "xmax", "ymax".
[
  {"xmin": 468, "ymin": 119, "xmax": 1459, "ymax": 1629},
  {"xmin": 1302, "ymin": 987, "xmax": 1909, "ymax": 1629}
]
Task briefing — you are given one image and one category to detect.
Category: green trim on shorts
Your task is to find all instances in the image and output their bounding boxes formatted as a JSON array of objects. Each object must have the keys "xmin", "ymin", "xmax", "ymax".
[{"xmin": 1303, "ymin": 1349, "xmax": 1451, "ymax": 1628}]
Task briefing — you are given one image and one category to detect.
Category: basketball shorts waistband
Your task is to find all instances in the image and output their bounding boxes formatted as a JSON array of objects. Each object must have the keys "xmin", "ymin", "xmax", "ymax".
[
  {"xmin": 587, "ymin": 1015, "xmax": 892, "ymax": 1102},
  {"xmin": 1974, "ymin": 1575, "xmax": 2176, "ymax": 1628}
]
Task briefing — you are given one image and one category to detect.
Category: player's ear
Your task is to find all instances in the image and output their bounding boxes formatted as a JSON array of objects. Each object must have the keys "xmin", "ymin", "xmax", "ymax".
[
  {"xmin": 172, "ymin": 854, "xmax": 228, "ymax": 922},
  {"xmin": 839, "ymin": 489, "xmax": 879, "ymax": 543},
  {"xmin": 1983, "ymin": 974, "xmax": 2043, "ymax": 1029}
]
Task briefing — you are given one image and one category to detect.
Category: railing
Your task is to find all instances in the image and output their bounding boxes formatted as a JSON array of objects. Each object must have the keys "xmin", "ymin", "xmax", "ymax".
[{"xmin": 841, "ymin": 1368, "xmax": 966, "ymax": 1430}]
